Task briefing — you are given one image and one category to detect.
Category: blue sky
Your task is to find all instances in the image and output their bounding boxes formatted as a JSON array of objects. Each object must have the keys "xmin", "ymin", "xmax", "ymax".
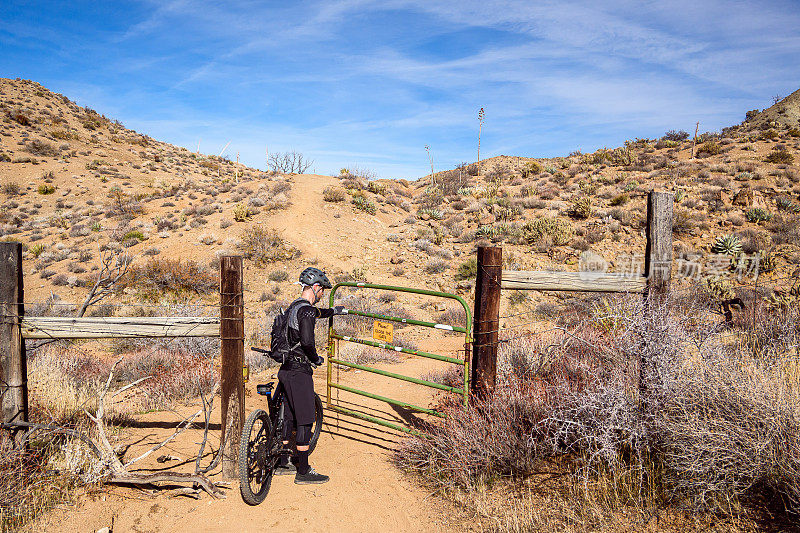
[{"xmin": 1, "ymin": 1, "xmax": 799, "ymax": 179}]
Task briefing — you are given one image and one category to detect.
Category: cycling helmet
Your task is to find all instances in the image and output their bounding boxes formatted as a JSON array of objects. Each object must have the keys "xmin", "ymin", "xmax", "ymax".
[{"xmin": 299, "ymin": 267, "xmax": 332, "ymax": 289}]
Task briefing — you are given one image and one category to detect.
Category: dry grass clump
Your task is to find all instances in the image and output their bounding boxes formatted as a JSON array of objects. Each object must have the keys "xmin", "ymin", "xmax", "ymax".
[
  {"xmin": 398, "ymin": 292, "xmax": 800, "ymax": 528},
  {"xmin": 237, "ymin": 226, "xmax": 298, "ymax": 267},
  {"xmin": 124, "ymin": 258, "xmax": 217, "ymax": 297},
  {"xmin": 0, "ymin": 434, "xmax": 83, "ymax": 532},
  {"xmin": 323, "ymin": 186, "xmax": 346, "ymax": 202}
]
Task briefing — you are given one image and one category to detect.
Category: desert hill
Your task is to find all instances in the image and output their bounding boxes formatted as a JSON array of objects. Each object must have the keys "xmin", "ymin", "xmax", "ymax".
[
  {"xmin": 744, "ymin": 87, "xmax": 800, "ymax": 130},
  {"xmin": 1, "ymin": 77, "xmax": 800, "ymax": 330}
]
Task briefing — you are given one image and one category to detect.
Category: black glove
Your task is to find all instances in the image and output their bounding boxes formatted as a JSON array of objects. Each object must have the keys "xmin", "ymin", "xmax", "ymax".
[
  {"xmin": 313, "ymin": 356, "xmax": 325, "ymax": 366},
  {"xmin": 333, "ymin": 306, "xmax": 348, "ymax": 315}
]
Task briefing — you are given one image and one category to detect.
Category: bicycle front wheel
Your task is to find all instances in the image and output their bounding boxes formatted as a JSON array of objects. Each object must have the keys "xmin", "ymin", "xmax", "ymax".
[{"xmin": 239, "ymin": 409, "xmax": 277, "ymax": 505}]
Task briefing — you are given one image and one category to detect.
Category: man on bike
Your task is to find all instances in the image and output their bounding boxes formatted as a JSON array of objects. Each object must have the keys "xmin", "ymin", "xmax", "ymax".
[{"xmin": 275, "ymin": 267, "xmax": 344, "ymax": 484}]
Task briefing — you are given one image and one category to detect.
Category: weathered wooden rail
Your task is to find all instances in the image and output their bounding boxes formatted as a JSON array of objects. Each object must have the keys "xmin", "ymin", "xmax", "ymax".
[{"xmin": 20, "ymin": 316, "xmax": 222, "ymax": 339}]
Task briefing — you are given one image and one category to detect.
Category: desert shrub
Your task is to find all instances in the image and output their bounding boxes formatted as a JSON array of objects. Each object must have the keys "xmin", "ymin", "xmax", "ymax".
[
  {"xmin": 237, "ymin": 226, "xmax": 298, "ymax": 267},
  {"xmin": 766, "ymin": 147, "xmax": 795, "ymax": 164},
  {"xmin": 3, "ymin": 182, "xmax": 20, "ymax": 195},
  {"xmin": 424, "ymin": 258, "xmax": 449, "ymax": 274},
  {"xmin": 696, "ymin": 141, "xmax": 721, "ymax": 156},
  {"xmin": 672, "ymin": 210, "xmax": 697, "ymax": 235},
  {"xmin": 323, "ymin": 186, "xmax": 346, "ymax": 202},
  {"xmin": 568, "ymin": 197, "xmax": 592, "ymax": 219},
  {"xmin": 106, "ymin": 188, "xmax": 143, "ymax": 218},
  {"xmin": 777, "ymin": 196, "xmax": 800, "ymax": 213},
  {"xmin": 521, "ymin": 218, "xmax": 574, "ymax": 246},
  {"xmin": 37, "ymin": 184, "xmax": 55, "ymax": 195},
  {"xmin": 609, "ymin": 193, "xmax": 629, "ymax": 206},
  {"xmin": 663, "ymin": 129, "xmax": 689, "ymax": 142},
  {"xmin": 124, "ymin": 258, "xmax": 217, "ymax": 297},
  {"xmin": 267, "ymin": 150, "xmax": 313, "ymax": 173},
  {"xmin": 352, "ymin": 194, "xmax": 376, "ymax": 214},
  {"xmin": 338, "ymin": 344, "xmax": 401, "ymax": 366},
  {"xmin": 455, "ymin": 257, "xmax": 477, "ymax": 281},
  {"xmin": 117, "ymin": 347, "xmax": 216, "ymax": 410},
  {"xmin": 397, "ymin": 294, "xmax": 800, "ymax": 526},
  {"xmin": 0, "ymin": 434, "xmax": 82, "ymax": 531},
  {"xmin": 268, "ymin": 269, "xmax": 288, "ymax": 282},
  {"xmin": 122, "ymin": 230, "xmax": 145, "ymax": 242},
  {"xmin": 24, "ymin": 139, "xmax": 59, "ymax": 157},
  {"xmin": 232, "ymin": 203, "xmax": 253, "ymax": 222}
]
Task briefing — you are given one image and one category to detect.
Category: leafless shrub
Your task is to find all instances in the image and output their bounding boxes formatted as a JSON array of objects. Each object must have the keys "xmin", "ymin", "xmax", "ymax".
[
  {"xmin": 267, "ymin": 150, "xmax": 313, "ymax": 173},
  {"xmin": 398, "ymin": 290, "xmax": 800, "ymax": 525},
  {"xmin": 24, "ymin": 139, "xmax": 59, "ymax": 157}
]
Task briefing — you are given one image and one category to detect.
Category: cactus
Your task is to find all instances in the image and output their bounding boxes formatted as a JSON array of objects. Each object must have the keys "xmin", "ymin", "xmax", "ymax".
[
  {"xmin": 702, "ymin": 276, "xmax": 734, "ymax": 301},
  {"xmin": 568, "ymin": 197, "xmax": 592, "ymax": 219},
  {"xmin": 712, "ymin": 234, "xmax": 743, "ymax": 256},
  {"xmin": 522, "ymin": 218, "xmax": 575, "ymax": 246}
]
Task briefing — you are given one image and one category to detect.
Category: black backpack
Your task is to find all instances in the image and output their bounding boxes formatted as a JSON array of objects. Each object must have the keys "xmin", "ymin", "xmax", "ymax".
[{"xmin": 268, "ymin": 300, "xmax": 311, "ymax": 363}]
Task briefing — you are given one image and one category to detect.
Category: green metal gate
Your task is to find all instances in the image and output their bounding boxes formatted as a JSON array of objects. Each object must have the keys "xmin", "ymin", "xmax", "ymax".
[{"xmin": 326, "ymin": 282, "xmax": 472, "ymax": 434}]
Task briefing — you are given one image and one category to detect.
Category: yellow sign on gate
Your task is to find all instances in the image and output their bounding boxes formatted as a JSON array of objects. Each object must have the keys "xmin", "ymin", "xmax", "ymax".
[{"xmin": 372, "ymin": 321, "xmax": 394, "ymax": 343}]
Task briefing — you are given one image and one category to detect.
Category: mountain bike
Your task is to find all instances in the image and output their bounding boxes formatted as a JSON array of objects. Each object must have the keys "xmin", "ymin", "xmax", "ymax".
[{"xmin": 238, "ymin": 347, "xmax": 324, "ymax": 505}]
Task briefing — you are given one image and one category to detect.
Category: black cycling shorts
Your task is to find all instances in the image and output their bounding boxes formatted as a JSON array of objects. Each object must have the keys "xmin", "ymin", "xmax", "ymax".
[{"xmin": 277, "ymin": 369, "xmax": 316, "ymax": 426}]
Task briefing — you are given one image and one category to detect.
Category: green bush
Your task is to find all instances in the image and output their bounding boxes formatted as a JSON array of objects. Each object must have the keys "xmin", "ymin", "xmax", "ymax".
[
  {"xmin": 610, "ymin": 193, "xmax": 629, "ymax": 206},
  {"xmin": 455, "ymin": 257, "xmax": 477, "ymax": 281},
  {"xmin": 765, "ymin": 147, "xmax": 794, "ymax": 164},
  {"xmin": 522, "ymin": 218, "xmax": 575, "ymax": 246},
  {"xmin": 122, "ymin": 230, "xmax": 146, "ymax": 242},
  {"xmin": 696, "ymin": 141, "xmax": 721, "ymax": 156},
  {"xmin": 352, "ymin": 195, "xmax": 376, "ymax": 214},
  {"xmin": 37, "ymin": 184, "xmax": 55, "ymax": 195}
]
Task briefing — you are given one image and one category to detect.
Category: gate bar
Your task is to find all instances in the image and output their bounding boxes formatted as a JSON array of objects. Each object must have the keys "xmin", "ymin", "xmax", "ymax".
[
  {"xmin": 329, "ymin": 382, "xmax": 445, "ymax": 417},
  {"xmin": 327, "ymin": 404, "xmax": 421, "ymax": 436},
  {"xmin": 341, "ymin": 309, "xmax": 467, "ymax": 333},
  {"xmin": 330, "ymin": 357, "xmax": 465, "ymax": 394},
  {"xmin": 330, "ymin": 333, "xmax": 463, "ymax": 365}
]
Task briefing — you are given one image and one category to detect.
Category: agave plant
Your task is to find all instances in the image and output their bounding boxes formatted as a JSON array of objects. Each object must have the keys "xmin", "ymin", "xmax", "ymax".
[
  {"xmin": 776, "ymin": 196, "xmax": 800, "ymax": 213},
  {"xmin": 711, "ymin": 234, "xmax": 743, "ymax": 256},
  {"xmin": 745, "ymin": 208, "xmax": 772, "ymax": 223}
]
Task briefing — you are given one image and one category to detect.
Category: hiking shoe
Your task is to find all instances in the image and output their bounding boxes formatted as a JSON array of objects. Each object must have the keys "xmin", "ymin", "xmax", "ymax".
[
  {"xmin": 274, "ymin": 462, "xmax": 297, "ymax": 476},
  {"xmin": 294, "ymin": 467, "xmax": 329, "ymax": 484}
]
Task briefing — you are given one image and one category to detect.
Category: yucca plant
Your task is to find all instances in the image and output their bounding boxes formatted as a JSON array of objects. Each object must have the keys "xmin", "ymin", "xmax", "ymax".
[
  {"xmin": 777, "ymin": 197, "xmax": 800, "ymax": 213},
  {"xmin": 711, "ymin": 234, "xmax": 743, "ymax": 256},
  {"xmin": 745, "ymin": 208, "xmax": 772, "ymax": 223}
]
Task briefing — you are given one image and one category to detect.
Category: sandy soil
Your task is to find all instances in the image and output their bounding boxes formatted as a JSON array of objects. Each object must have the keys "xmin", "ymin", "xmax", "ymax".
[{"xmin": 30, "ymin": 338, "xmax": 472, "ymax": 533}]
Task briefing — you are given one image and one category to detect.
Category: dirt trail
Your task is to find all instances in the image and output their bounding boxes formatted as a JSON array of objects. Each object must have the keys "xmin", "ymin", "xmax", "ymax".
[{"xmin": 32, "ymin": 339, "xmax": 471, "ymax": 533}]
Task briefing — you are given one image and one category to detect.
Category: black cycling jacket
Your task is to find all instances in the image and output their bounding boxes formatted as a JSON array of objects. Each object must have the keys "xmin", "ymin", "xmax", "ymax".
[{"xmin": 281, "ymin": 301, "xmax": 335, "ymax": 374}]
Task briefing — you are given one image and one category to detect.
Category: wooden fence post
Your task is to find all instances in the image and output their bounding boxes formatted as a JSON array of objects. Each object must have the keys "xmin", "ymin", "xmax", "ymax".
[
  {"xmin": 220, "ymin": 256, "xmax": 244, "ymax": 478},
  {"xmin": 641, "ymin": 190, "xmax": 674, "ymax": 397},
  {"xmin": 644, "ymin": 190, "xmax": 674, "ymax": 296},
  {"xmin": 1, "ymin": 243, "xmax": 28, "ymax": 445},
  {"xmin": 472, "ymin": 245, "xmax": 502, "ymax": 398}
]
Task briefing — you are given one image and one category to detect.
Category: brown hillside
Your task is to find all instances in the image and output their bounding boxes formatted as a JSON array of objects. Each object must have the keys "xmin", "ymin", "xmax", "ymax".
[
  {"xmin": 1, "ymin": 76, "xmax": 800, "ymax": 327},
  {"xmin": 744, "ymin": 87, "xmax": 800, "ymax": 130}
]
